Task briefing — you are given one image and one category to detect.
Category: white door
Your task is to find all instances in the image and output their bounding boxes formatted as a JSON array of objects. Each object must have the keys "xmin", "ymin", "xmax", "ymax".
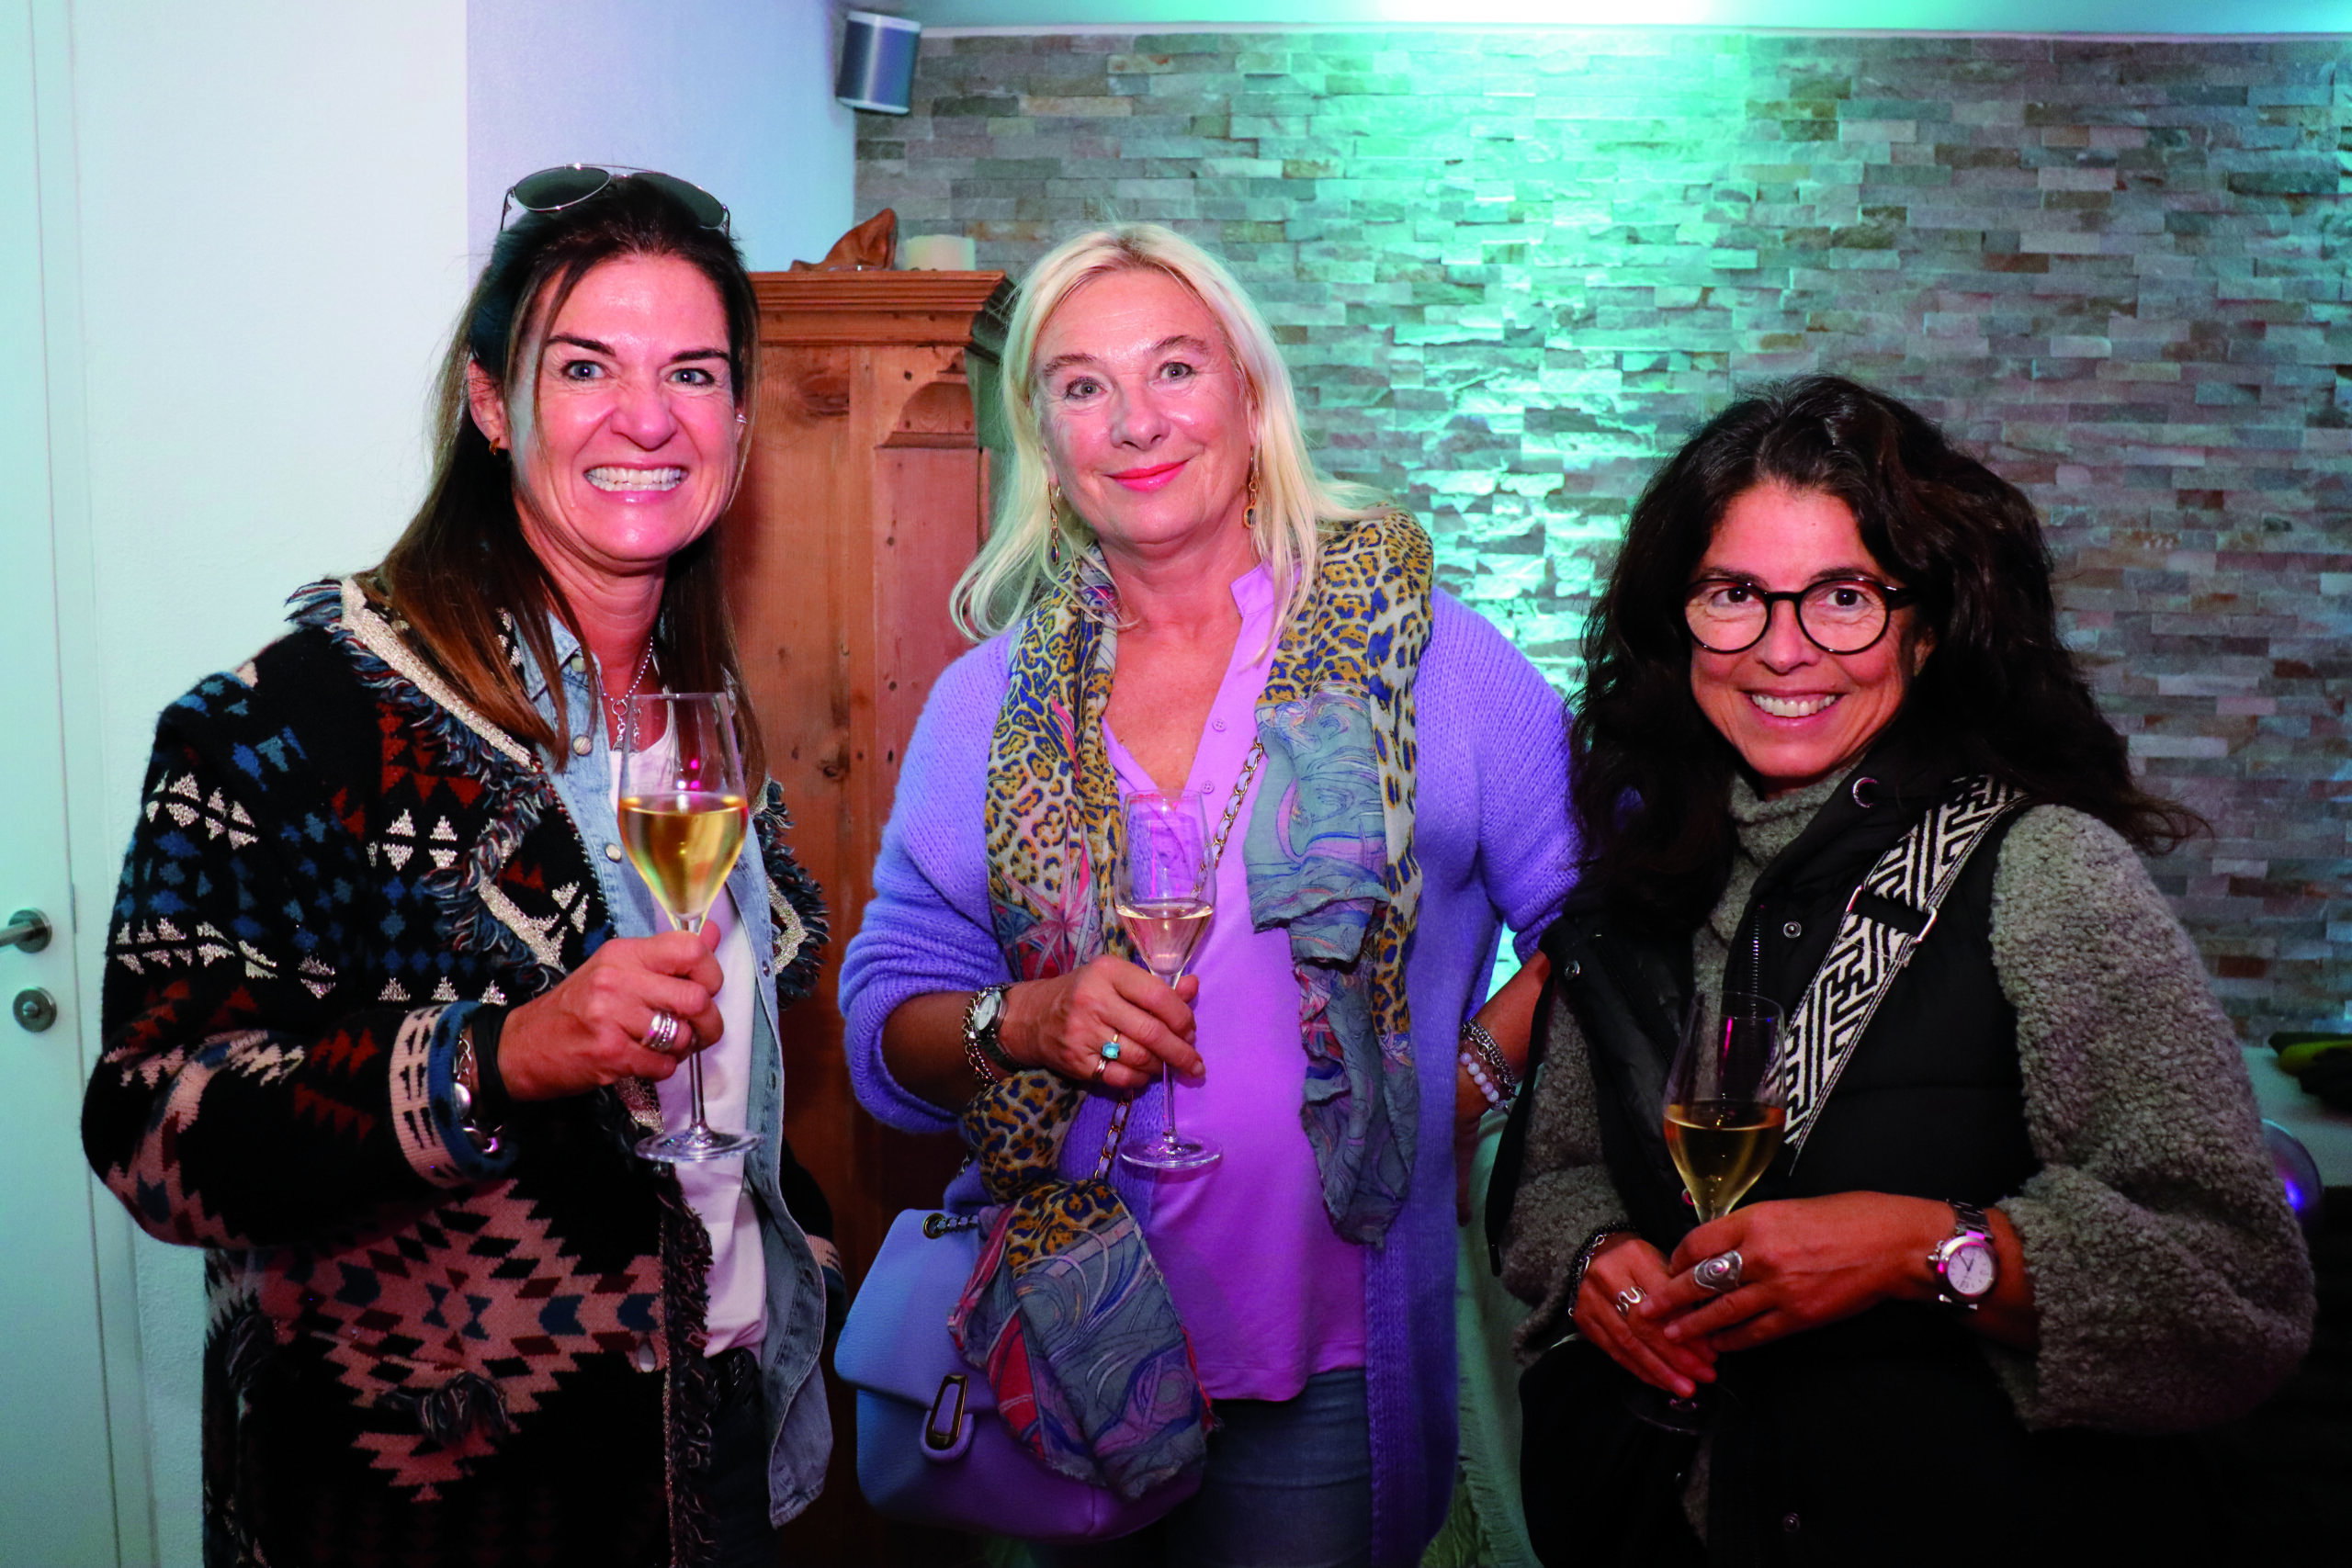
[{"xmin": 1, "ymin": 1, "xmax": 142, "ymax": 1561}]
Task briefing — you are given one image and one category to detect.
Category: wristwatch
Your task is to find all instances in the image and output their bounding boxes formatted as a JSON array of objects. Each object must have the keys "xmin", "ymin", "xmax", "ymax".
[
  {"xmin": 962, "ymin": 984, "xmax": 1014, "ymax": 1085},
  {"xmin": 1929, "ymin": 1200, "xmax": 1996, "ymax": 1308}
]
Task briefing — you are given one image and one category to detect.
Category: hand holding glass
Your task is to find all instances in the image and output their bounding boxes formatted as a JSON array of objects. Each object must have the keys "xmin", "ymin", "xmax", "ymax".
[
  {"xmin": 618, "ymin": 692, "xmax": 759, "ymax": 1164},
  {"xmin": 1115, "ymin": 791, "xmax": 1219, "ymax": 1173},
  {"xmin": 1623, "ymin": 989, "xmax": 1787, "ymax": 1432}
]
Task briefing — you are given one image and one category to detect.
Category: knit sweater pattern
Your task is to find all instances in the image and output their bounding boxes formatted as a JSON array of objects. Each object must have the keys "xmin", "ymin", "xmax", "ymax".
[
  {"xmin": 1501, "ymin": 782, "xmax": 2314, "ymax": 1434},
  {"xmin": 83, "ymin": 581, "xmax": 830, "ymax": 1568}
]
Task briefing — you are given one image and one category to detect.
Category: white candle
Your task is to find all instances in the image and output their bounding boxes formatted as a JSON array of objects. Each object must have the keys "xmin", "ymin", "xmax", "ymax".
[{"xmin": 899, "ymin": 233, "xmax": 978, "ymax": 272}]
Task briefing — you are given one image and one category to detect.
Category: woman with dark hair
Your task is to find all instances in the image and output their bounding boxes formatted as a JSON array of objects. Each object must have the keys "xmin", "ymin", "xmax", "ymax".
[
  {"xmin": 83, "ymin": 168, "xmax": 834, "ymax": 1568},
  {"xmin": 1495, "ymin": 375, "xmax": 2312, "ymax": 1562}
]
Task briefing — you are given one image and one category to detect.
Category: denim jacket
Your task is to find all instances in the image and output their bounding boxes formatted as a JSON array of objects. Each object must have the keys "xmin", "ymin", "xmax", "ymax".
[{"xmin": 524, "ymin": 620, "xmax": 832, "ymax": 1524}]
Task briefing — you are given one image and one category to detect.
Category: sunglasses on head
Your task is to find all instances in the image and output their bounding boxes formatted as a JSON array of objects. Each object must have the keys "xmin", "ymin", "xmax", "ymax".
[{"xmin": 499, "ymin": 164, "xmax": 730, "ymax": 235}]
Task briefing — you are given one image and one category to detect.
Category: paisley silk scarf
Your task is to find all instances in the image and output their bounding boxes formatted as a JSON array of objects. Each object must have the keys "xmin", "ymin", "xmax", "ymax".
[
  {"xmin": 1244, "ymin": 511, "xmax": 1433, "ymax": 1242},
  {"xmin": 953, "ymin": 512, "xmax": 1432, "ymax": 1495}
]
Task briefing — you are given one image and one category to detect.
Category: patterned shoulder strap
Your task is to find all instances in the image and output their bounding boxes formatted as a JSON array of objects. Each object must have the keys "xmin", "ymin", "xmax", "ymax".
[{"xmin": 1781, "ymin": 775, "xmax": 2028, "ymax": 1158}]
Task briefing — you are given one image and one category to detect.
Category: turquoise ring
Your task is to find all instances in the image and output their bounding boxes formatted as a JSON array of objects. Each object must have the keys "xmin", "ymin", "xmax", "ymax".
[{"xmin": 1099, "ymin": 1036, "xmax": 1123, "ymax": 1062}]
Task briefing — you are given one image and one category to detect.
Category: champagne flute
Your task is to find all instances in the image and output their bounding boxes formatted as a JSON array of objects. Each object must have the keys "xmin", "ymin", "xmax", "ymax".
[
  {"xmin": 1628, "ymin": 989, "xmax": 1787, "ymax": 1431},
  {"xmin": 1663, "ymin": 990, "xmax": 1788, "ymax": 1224},
  {"xmin": 618, "ymin": 692, "xmax": 761, "ymax": 1164},
  {"xmin": 1114, "ymin": 790, "xmax": 1220, "ymax": 1173}
]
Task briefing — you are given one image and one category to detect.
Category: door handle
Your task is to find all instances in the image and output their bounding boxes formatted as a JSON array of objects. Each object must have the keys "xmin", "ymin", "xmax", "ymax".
[{"xmin": 0, "ymin": 909, "xmax": 51, "ymax": 954}]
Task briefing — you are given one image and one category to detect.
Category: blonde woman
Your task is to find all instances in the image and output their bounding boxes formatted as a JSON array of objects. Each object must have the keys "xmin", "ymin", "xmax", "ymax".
[{"xmin": 842, "ymin": 224, "xmax": 1571, "ymax": 1566}]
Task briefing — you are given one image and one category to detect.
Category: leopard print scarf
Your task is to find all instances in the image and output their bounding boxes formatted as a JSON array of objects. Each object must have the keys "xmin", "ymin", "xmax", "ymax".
[{"xmin": 983, "ymin": 509, "xmax": 1433, "ymax": 1240}]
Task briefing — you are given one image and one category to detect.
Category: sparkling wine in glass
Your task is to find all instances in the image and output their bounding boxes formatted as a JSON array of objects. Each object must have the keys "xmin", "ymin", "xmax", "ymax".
[
  {"xmin": 1114, "ymin": 790, "xmax": 1219, "ymax": 1173},
  {"xmin": 619, "ymin": 691, "xmax": 760, "ymax": 1164},
  {"xmin": 1663, "ymin": 990, "xmax": 1788, "ymax": 1224},
  {"xmin": 1626, "ymin": 989, "xmax": 1786, "ymax": 1433}
]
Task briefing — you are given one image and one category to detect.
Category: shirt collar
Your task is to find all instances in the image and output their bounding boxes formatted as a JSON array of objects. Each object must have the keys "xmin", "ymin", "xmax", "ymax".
[{"xmin": 514, "ymin": 611, "xmax": 587, "ymax": 707}]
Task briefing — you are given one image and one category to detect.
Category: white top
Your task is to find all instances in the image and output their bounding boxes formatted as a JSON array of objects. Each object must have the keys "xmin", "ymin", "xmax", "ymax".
[{"xmin": 611, "ymin": 737, "xmax": 765, "ymax": 1357}]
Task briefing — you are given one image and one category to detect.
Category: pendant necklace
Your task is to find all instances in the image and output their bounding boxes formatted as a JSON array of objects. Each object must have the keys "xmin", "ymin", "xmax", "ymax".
[{"xmin": 601, "ymin": 637, "xmax": 657, "ymax": 742}]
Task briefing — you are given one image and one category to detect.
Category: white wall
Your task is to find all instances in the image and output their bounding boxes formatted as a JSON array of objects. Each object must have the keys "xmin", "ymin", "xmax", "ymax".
[
  {"xmin": 468, "ymin": 0, "xmax": 856, "ymax": 272},
  {"xmin": 61, "ymin": 6, "xmax": 471, "ymax": 1558}
]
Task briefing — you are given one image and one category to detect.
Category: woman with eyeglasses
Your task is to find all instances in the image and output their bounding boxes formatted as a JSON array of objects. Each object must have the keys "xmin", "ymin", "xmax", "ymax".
[
  {"xmin": 82, "ymin": 168, "xmax": 835, "ymax": 1567},
  {"xmin": 1490, "ymin": 376, "xmax": 2312, "ymax": 1563}
]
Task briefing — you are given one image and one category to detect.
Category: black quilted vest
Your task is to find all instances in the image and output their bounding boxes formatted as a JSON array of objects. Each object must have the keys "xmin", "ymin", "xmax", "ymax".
[{"xmin": 1516, "ymin": 741, "xmax": 2227, "ymax": 1565}]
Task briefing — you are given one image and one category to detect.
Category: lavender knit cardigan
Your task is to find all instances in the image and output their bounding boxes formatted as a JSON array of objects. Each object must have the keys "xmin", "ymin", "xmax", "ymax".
[{"xmin": 841, "ymin": 590, "xmax": 1577, "ymax": 1564}]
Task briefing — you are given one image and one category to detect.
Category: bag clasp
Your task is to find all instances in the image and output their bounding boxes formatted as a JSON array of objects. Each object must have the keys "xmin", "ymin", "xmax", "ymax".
[{"xmin": 922, "ymin": 1372, "xmax": 976, "ymax": 1462}]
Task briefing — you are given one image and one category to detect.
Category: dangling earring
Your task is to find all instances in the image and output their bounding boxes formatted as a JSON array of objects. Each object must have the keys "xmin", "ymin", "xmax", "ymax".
[
  {"xmin": 1245, "ymin": 450, "xmax": 1261, "ymax": 532},
  {"xmin": 1046, "ymin": 479, "xmax": 1064, "ymax": 521}
]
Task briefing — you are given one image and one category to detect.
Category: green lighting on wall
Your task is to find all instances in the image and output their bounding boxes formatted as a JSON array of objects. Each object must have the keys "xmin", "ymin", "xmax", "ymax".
[{"xmin": 898, "ymin": 1, "xmax": 2351, "ymax": 34}]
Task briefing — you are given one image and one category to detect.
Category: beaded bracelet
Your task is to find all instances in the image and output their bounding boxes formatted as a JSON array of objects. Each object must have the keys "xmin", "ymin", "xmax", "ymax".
[{"xmin": 1458, "ymin": 1018, "xmax": 1520, "ymax": 1109}]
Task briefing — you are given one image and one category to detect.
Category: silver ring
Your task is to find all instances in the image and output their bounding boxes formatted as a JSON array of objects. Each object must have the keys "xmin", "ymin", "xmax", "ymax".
[
  {"xmin": 1089, "ymin": 1053, "xmax": 1111, "ymax": 1084},
  {"xmin": 644, "ymin": 1010, "xmax": 682, "ymax": 1055},
  {"xmin": 1100, "ymin": 1035, "xmax": 1123, "ymax": 1063},
  {"xmin": 1612, "ymin": 1285, "xmax": 1645, "ymax": 1319},
  {"xmin": 1693, "ymin": 1249, "xmax": 1743, "ymax": 1294}
]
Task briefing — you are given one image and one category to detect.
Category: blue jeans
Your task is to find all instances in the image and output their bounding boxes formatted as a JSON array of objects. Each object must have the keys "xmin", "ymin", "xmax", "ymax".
[{"xmin": 1041, "ymin": 1368, "xmax": 1374, "ymax": 1568}]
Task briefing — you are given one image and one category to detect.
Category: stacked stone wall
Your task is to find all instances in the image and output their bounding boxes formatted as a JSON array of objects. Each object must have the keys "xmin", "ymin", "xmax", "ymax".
[{"xmin": 857, "ymin": 29, "xmax": 2352, "ymax": 1036}]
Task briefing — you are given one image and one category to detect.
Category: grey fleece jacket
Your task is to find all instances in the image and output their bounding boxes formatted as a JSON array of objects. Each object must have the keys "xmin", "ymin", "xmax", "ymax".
[{"xmin": 1501, "ymin": 776, "xmax": 2316, "ymax": 1433}]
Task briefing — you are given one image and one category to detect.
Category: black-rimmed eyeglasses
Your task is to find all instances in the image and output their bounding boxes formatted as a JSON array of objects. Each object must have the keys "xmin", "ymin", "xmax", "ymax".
[
  {"xmin": 1684, "ymin": 577, "xmax": 1916, "ymax": 656},
  {"xmin": 499, "ymin": 164, "xmax": 730, "ymax": 236}
]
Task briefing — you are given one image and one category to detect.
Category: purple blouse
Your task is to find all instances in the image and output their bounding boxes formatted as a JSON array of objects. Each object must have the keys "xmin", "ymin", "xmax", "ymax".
[{"xmin": 1101, "ymin": 567, "xmax": 1366, "ymax": 1400}]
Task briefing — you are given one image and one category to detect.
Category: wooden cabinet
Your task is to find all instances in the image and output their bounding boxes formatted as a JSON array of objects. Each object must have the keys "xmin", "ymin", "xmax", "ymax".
[{"xmin": 721, "ymin": 269, "xmax": 1011, "ymax": 1562}]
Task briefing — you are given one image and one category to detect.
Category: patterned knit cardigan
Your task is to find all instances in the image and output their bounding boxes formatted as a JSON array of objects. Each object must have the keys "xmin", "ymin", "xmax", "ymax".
[{"xmin": 82, "ymin": 581, "xmax": 829, "ymax": 1568}]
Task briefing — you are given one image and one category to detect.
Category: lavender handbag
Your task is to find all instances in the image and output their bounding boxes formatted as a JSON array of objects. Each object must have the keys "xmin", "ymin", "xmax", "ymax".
[{"xmin": 834, "ymin": 1207, "xmax": 1203, "ymax": 1540}]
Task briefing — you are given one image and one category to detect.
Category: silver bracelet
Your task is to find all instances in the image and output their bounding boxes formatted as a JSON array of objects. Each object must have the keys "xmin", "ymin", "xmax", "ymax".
[
  {"xmin": 450, "ymin": 1027, "xmax": 502, "ymax": 1156},
  {"xmin": 1458, "ymin": 1018, "xmax": 1519, "ymax": 1107},
  {"xmin": 1564, "ymin": 1223, "xmax": 1636, "ymax": 1323}
]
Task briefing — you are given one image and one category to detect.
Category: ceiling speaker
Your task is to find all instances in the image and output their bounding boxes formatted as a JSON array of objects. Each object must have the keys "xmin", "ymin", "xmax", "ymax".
[{"xmin": 837, "ymin": 10, "xmax": 921, "ymax": 116}]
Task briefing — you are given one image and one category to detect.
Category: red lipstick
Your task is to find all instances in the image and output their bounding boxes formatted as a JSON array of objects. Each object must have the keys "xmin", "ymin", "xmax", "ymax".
[{"xmin": 1108, "ymin": 460, "xmax": 1186, "ymax": 491}]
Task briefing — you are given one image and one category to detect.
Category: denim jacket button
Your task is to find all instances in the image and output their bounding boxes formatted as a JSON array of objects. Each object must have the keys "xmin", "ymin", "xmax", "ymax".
[
  {"xmin": 571, "ymin": 734, "xmax": 593, "ymax": 757},
  {"xmin": 605, "ymin": 842, "xmax": 624, "ymax": 863}
]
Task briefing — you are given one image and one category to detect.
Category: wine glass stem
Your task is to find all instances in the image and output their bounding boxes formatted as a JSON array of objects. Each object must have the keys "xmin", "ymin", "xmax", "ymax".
[
  {"xmin": 677, "ymin": 911, "xmax": 714, "ymax": 1133},
  {"xmin": 1159, "ymin": 964, "xmax": 1188, "ymax": 1149}
]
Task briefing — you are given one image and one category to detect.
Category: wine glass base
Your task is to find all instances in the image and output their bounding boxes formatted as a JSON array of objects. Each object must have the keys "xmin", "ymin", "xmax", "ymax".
[
  {"xmin": 637, "ymin": 1125, "xmax": 763, "ymax": 1164},
  {"xmin": 1624, "ymin": 1382, "xmax": 1713, "ymax": 1435},
  {"xmin": 1119, "ymin": 1138, "xmax": 1221, "ymax": 1174}
]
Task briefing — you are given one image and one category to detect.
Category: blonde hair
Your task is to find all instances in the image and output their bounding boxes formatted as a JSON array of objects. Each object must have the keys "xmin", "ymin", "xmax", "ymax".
[{"xmin": 952, "ymin": 223, "xmax": 1392, "ymax": 639}]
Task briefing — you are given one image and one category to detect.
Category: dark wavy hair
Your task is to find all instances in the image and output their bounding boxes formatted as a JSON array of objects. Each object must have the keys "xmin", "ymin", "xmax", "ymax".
[
  {"xmin": 1574, "ymin": 374, "xmax": 2199, "ymax": 932},
  {"xmin": 370, "ymin": 173, "xmax": 764, "ymax": 780}
]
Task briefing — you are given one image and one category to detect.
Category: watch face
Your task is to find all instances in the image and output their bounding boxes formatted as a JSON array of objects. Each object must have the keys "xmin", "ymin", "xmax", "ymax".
[
  {"xmin": 972, "ymin": 987, "xmax": 1003, "ymax": 1031},
  {"xmin": 1947, "ymin": 1239, "xmax": 1996, "ymax": 1299}
]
